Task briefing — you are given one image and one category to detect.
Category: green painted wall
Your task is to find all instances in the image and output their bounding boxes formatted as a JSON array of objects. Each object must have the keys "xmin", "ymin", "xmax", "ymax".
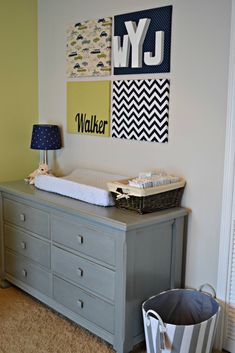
[{"xmin": 0, "ymin": 0, "xmax": 38, "ymax": 182}]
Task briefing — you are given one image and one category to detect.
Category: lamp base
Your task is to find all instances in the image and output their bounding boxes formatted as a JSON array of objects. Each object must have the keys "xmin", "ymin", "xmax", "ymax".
[{"xmin": 42, "ymin": 150, "xmax": 48, "ymax": 165}]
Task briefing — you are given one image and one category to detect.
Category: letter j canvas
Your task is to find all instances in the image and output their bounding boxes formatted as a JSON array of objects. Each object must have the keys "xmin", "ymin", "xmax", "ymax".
[
  {"xmin": 113, "ymin": 6, "xmax": 172, "ymax": 75},
  {"xmin": 67, "ymin": 81, "xmax": 111, "ymax": 136}
]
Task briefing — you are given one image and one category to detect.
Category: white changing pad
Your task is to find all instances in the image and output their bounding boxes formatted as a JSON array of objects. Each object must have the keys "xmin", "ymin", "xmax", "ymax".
[{"xmin": 34, "ymin": 168, "xmax": 125, "ymax": 206}]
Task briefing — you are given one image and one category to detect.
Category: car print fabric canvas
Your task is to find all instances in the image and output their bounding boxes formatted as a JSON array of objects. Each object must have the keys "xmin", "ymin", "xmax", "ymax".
[{"xmin": 67, "ymin": 17, "xmax": 112, "ymax": 77}]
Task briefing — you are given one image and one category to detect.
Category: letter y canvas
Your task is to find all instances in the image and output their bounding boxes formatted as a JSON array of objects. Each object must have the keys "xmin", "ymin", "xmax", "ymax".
[
  {"xmin": 67, "ymin": 81, "xmax": 111, "ymax": 137},
  {"xmin": 113, "ymin": 6, "xmax": 172, "ymax": 75}
]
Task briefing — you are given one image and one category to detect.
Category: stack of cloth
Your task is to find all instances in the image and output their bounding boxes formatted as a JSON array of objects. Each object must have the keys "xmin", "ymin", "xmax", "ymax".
[{"xmin": 128, "ymin": 170, "xmax": 180, "ymax": 189}]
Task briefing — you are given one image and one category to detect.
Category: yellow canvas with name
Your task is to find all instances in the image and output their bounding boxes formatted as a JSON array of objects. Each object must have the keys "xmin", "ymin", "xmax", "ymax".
[{"xmin": 67, "ymin": 80, "xmax": 110, "ymax": 137}]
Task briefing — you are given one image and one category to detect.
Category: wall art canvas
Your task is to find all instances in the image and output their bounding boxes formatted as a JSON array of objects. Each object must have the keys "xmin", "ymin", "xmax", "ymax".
[
  {"xmin": 67, "ymin": 17, "xmax": 112, "ymax": 77},
  {"xmin": 113, "ymin": 6, "xmax": 172, "ymax": 75},
  {"xmin": 112, "ymin": 79, "xmax": 170, "ymax": 143},
  {"xmin": 67, "ymin": 81, "xmax": 110, "ymax": 137}
]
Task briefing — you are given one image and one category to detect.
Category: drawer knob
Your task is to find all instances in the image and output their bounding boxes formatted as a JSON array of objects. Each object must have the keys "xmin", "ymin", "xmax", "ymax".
[
  {"xmin": 22, "ymin": 269, "xmax": 27, "ymax": 277},
  {"xmin": 77, "ymin": 235, "xmax": 84, "ymax": 244},
  {"xmin": 20, "ymin": 214, "xmax": 26, "ymax": 222},
  {"xmin": 21, "ymin": 241, "xmax": 26, "ymax": 249},
  {"xmin": 77, "ymin": 299, "xmax": 83, "ymax": 309},
  {"xmin": 77, "ymin": 268, "xmax": 83, "ymax": 277}
]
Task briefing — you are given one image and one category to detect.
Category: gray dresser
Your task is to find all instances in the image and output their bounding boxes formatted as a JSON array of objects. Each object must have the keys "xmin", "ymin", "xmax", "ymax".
[{"xmin": 0, "ymin": 181, "xmax": 188, "ymax": 353}]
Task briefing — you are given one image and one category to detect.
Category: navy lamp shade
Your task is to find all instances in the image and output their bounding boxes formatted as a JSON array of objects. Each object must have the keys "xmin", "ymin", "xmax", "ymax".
[{"xmin": 30, "ymin": 124, "xmax": 62, "ymax": 164}]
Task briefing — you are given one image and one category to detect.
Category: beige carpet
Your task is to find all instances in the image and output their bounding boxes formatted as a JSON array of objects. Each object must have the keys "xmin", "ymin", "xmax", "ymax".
[
  {"xmin": 0, "ymin": 286, "xmax": 222, "ymax": 353},
  {"xmin": 0, "ymin": 286, "xmax": 145, "ymax": 353}
]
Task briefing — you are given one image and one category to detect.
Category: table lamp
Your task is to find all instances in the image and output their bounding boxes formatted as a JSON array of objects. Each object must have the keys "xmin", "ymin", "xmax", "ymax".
[{"xmin": 30, "ymin": 124, "xmax": 62, "ymax": 165}]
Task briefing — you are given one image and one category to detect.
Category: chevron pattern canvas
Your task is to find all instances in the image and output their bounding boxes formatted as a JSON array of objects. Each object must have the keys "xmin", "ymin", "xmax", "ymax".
[{"xmin": 112, "ymin": 79, "xmax": 170, "ymax": 143}]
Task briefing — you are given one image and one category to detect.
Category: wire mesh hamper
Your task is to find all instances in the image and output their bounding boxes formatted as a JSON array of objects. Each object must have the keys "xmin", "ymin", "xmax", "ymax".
[{"xmin": 142, "ymin": 285, "xmax": 220, "ymax": 353}]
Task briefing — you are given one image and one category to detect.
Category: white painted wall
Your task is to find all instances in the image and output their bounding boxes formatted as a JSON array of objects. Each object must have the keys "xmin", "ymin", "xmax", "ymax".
[{"xmin": 38, "ymin": 0, "xmax": 231, "ymax": 288}]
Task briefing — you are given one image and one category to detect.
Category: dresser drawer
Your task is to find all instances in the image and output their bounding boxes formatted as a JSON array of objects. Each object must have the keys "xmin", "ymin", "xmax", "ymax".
[
  {"xmin": 51, "ymin": 216, "xmax": 115, "ymax": 266},
  {"xmin": 5, "ymin": 251, "xmax": 52, "ymax": 297},
  {"xmin": 4, "ymin": 224, "xmax": 50, "ymax": 268},
  {"xmin": 52, "ymin": 246, "xmax": 114, "ymax": 301},
  {"xmin": 3, "ymin": 198, "xmax": 49, "ymax": 239},
  {"xmin": 53, "ymin": 275, "xmax": 114, "ymax": 333}
]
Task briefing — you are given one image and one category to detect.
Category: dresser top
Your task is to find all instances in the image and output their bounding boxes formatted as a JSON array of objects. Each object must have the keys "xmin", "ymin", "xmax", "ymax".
[{"xmin": 0, "ymin": 180, "xmax": 188, "ymax": 231}]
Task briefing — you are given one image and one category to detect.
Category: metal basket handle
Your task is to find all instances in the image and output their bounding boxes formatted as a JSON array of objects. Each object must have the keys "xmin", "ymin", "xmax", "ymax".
[{"xmin": 199, "ymin": 283, "xmax": 216, "ymax": 298}]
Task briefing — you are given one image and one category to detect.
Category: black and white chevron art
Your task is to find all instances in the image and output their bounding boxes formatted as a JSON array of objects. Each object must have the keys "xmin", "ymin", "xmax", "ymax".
[{"xmin": 112, "ymin": 79, "xmax": 170, "ymax": 143}]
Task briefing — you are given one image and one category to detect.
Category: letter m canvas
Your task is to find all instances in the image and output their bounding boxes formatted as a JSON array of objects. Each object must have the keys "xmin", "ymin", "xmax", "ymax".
[{"xmin": 113, "ymin": 6, "xmax": 172, "ymax": 75}]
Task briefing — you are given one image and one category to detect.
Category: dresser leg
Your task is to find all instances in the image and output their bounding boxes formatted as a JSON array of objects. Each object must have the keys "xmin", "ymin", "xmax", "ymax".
[
  {"xmin": 0, "ymin": 279, "xmax": 11, "ymax": 288},
  {"xmin": 114, "ymin": 339, "xmax": 133, "ymax": 353}
]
